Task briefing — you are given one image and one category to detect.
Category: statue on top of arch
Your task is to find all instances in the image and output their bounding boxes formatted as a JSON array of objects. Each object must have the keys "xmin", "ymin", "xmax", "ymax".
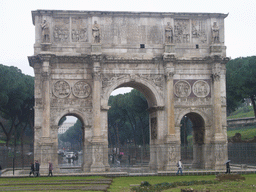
[
  {"xmin": 92, "ymin": 21, "xmax": 100, "ymax": 44},
  {"xmin": 41, "ymin": 19, "xmax": 50, "ymax": 43},
  {"xmin": 165, "ymin": 22, "xmax": 173, "ymax": 44},
  {"xmin": 212, "ymin": 22, "xmax": 220, "ymax": 43}
]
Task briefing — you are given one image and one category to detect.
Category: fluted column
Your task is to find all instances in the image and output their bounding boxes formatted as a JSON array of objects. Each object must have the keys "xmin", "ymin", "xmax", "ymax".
[
  {"xmin": 40, "ymin": 55, "xmax": 52, "ymax": 138},
  {"xmin": 163, "ymin": 56, "xmax": 180, "ymax": 171},
  {"xmin": 212, "ymin": 63, "xmax": 224, "ymax": 139},
  {"xmin": 92, "ymin": 56, "xmax": 102, "ymax": 142},
  {"xmin": 211, "ymin": 61, "xmax": 226, "ymax": 170},
  {"xmin": 166, "ymin": 71, "xmax": 175, "ymax": 135},
  {"xmin": 164, "ymin": 57, "xmax": 176, "ymax": 142},
  {"xmin": 38, "ymin": 54, "xmax": 54, "ymax": 174},
  {"xmin": 90, "ymin": 55, "xmax": 105, "ymax": 172}
]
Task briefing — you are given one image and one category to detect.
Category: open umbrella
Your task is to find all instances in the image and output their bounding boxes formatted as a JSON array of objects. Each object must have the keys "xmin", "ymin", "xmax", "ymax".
[{"xmin": 224, "ymin": 160, "xmax": 231, "ymax": 164}]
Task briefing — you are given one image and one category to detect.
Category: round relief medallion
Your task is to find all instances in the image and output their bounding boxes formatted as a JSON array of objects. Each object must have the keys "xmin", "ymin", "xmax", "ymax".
[
  {"xmin": 174, "ymin": 80, "xmax": 191, "ymax": 98},
  {"xmin": 192, "ymin": 80, "xmax": 210, "ymax": 97},
  {"xmin": 72, "ymin": 81, "xmax": 91, "ymax": 98},
  {"xmin": 53, "ymin": 80, "xmax": 71, "ymax": 98}
]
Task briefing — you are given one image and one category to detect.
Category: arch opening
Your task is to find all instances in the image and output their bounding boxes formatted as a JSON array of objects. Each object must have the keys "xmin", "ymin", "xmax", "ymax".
[
  {"xmin": 57, "ymin": 115, "xmax": 84, "ymax": 171},
  {"xmin": 107, "ymin": 82, "xmax": 159, "ymax": 168},
  {"xmin": 180, "ymin": 112, "xmax": 205, "ymax": 167}
]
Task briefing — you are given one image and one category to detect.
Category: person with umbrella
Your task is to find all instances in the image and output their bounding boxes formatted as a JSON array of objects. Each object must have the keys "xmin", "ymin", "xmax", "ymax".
[{"xmin": 225, "ymin": 160, "xmax": 231, "ymax": 174}]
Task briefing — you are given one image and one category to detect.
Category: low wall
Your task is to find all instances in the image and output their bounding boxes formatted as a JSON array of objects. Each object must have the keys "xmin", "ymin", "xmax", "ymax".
[{"xmin": 227, "ymin": 117, "xmax": 256, "ymax": 128}]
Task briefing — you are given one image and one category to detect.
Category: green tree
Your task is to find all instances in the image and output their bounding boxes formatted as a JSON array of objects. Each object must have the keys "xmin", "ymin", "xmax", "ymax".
[
  {"xmin": 0, "ymin": 64, "xmax": 34, "ymax": 148},
  {"xmin": 59, "ymin": 119, "xmax": 83, "ymax": 150},
  {"xmin": 226, "ymin": 56, "xmax": 256, "ymax": 117},
  {"xmin": 108, "ymin": 89, "xmax": 149, "ymax": 147}
]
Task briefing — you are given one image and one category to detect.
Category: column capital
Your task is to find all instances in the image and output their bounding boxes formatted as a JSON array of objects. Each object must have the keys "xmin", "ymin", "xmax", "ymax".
[
  {"xmin": 91, "ymin": 54, "xmax": 102, "ymax": 62},
  {"xmin": 165, "ymin": 70, "xmax": 175, "ymax": 81},
  {"xmin": 41, "ymin": 71, "xmax": 50, "ymax": 81},
  {"xmin": 211, "ymin": 63, "xmax": 221, "ymax": 81},
  {"xmin": 163, "ymin": 54, "xmax": 176, "ymax": 62}
]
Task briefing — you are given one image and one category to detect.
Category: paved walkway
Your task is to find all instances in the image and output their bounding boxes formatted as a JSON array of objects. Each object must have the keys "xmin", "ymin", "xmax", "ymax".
[{"xmin": 1, "ymin": 164, "xmax": 256, "ymax": 177}]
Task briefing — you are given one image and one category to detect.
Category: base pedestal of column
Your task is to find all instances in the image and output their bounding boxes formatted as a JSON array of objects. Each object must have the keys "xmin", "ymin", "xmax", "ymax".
[
  {"xmin": 91, "ymin": 44, "xmax": 102, "ymax": 54},
  {"xmin": 90, "ymin": 141, "xmax": 106, "ymax": 172}
]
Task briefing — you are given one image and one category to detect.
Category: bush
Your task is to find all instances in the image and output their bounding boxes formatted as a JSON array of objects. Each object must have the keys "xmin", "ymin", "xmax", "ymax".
[
  {"xmin": 131, "ymin": 180, "xmax": 219, "ymax": 192},
  {"xmin": 216, "ymin": 174, "xmax": 245, "ymax": 181}
]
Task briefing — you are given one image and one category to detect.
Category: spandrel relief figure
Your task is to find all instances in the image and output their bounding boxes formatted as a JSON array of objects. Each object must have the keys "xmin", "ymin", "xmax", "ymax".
[
  {"xmin": 41, "ymin": 20, "xmax": 50, "ymax": 43},
  {"xmin": 212, "ymin": 22, "xmax": 219, "ymax": 43},
  {"xmin": 92, "ymin": 21, "xmax": 100, "ymax": 43},
  {"xmin": 165, "ymin": 22, "xmax": 173, "ymax": 43}
]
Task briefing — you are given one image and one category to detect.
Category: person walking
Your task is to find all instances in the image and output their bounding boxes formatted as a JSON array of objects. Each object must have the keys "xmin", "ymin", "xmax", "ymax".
[
  {"xmin": 0, "ymin": 165, "xmax": 2, "ymax": 177},
  {"xmin": 35, "ymin": 160, "xmax": 40, "ymax": 177},
  {"xmin": 225, "ymin": 161, "xmax": 231, "ymax": 174},
  {"xmin": 29, "ymin": 162, "xmax": 35, "ymax": 176},
  {"xmin": 48, "ymin": 161, "xmax": 53, "ymax": 176},
  {"xmin": 176, "ymin": 159, "xmax": 183, "ymax": 175}
]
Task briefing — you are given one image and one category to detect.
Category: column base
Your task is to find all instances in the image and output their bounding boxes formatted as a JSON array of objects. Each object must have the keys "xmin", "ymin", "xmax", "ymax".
[
  {"xmin": 90, "ymin": 142, "xmax": 106, "ymax": 172},
  {"xmin": 164, "ymin": 44, "xmax": 176, "ymax": 54},
  {"xmin": 91, "ymin": 44, "xmax": 102, "ymax": 54},
  {"xmin": 90, "ymin": 164, "xmax": 106, "ymax": 172}
]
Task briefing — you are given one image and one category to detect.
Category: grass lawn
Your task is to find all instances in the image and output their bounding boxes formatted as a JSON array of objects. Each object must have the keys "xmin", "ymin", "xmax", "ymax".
[
  {"xmin": 109, "ymin": 175, "xmax": 214, "ymax": 191},
  {"xmin": 0, "ymin": 174, "xmax": 255, "ymax": 191},
  {"xmin": 227, "ymin": 126, "xmax": 256, "ymax": 140},
  {"xmin": 108, "ymin": 174, "xmax": 256, "ymax": 192},
  {"xmin": 227, "ymin": 106, "xmax": 254, "ymax": 119},
  {"xmin": 0, "ymin": 176, "xmax": 108, "ymax": 192}
]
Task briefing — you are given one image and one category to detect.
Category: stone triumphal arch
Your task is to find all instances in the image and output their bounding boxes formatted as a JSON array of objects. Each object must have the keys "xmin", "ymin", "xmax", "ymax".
[{"xmin": 28, "ymin": 10, "xmax": 229, "ymax": 173}]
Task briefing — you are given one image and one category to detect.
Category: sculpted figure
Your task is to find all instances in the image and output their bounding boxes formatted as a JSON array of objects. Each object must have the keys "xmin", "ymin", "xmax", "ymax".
[
  {"xmin": 92, "ymin": 21, "xmax": 100, "ymax": 43},
  {"xmin": 41, "ymin": 20, "xmax": 50, "ymax": 43},
  {"xmin": 165, "ymin": 22, "xmax": 173, "ymax": 43},
  {"xmin": 212, "ymin": 22, "xmax": 219, "ymax": 43}
]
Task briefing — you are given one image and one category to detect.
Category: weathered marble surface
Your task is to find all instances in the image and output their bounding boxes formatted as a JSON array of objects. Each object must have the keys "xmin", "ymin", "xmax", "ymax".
[{"xmin": 28, "ymin": 10, "xmax": 228, "ymax": 173}]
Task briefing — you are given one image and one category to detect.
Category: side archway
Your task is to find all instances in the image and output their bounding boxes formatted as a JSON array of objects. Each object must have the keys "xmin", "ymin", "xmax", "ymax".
[
  {"xmin": 177, "ymin": 109, "xmax": 210, "ymax": 169},
  {"xmin": 53, "ymin": 110, "xmax": 92, "ymax": 172}
]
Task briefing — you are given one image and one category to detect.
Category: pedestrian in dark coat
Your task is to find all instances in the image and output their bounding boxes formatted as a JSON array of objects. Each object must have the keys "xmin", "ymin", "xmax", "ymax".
[
  {"xmin": 48, "ymin": 161, "xmax": 53, "ymax": 176},
  {"xmin": 226, "ymin": 161, "xmax": 230, "ymax": 174},
  {"xmin": 35, "ymin": 160, "xmax": 40, "ymax": 177},
  {"xmin": 29, "ymin": 162, "xmax": 34, "ymax": 176}
]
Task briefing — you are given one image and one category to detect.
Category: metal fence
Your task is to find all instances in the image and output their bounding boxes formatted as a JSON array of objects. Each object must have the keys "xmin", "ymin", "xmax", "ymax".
[{"xmin": 1, "ymin": 143, "xmax": 256, "ymax": 173}]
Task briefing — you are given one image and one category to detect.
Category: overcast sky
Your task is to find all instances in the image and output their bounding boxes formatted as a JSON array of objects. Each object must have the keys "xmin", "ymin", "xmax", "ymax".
[{"xmin": 1, "ymin": 0, "xmax": 255, "ymax": 77}]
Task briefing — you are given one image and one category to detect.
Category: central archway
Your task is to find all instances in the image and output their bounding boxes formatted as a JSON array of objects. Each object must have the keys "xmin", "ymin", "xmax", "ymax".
[
  {"xmin": 108, "ymin": 88, "xmax": 150, "ymax": 168},
  {"xmin": 102, "ymin": 78, "xmax": 166, "ymax": 170}
]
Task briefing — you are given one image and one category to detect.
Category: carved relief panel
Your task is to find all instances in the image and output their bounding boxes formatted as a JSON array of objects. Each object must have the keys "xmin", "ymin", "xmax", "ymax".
[
  {"xmin": 51, "ymin": 80, "xmax": 93, "ymax": 108},
  {"xmin": 174, "ymin": 19, "xmax": 190, "ymax": 43},
  {"xmin": 72, "ymin": 81, "xmax": 91, "ymax": 98},
  {"xmin": 53, "ymin": 17, "xmax": 70, "ymax": 42},
  {"xmin": 191, "ymin": 20, "xmax": 207, "ymax": 43},
  {"xmin": 52, "ymin": 80, "xmax": 71, "ymax": 98},
  {"xmin": 192, "ymin": 80, "xmax": 210, "ymax": 98},
  {"xmin": 71, "ymin": 17, "xmax": 88, "ymax": 42},
  {"xmin": 174, "ymin": 80, "xmax": 191, "ymax": 98},
  {"xmin": 174, "ymin": 80, "xmax": 211, "ymax": 98}
]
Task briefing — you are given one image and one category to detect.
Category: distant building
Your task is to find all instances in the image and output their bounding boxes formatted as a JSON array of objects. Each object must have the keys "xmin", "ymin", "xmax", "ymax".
[{"xmin": 58, "ymin": 122, "xmax": 75, "ymax": 134}]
